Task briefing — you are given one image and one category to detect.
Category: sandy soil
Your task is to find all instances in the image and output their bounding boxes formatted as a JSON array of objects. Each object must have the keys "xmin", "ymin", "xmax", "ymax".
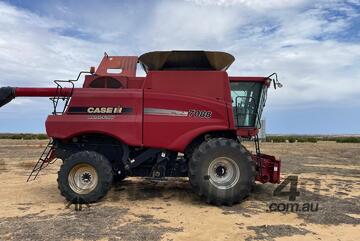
[{"xmin": 0, "ymin": 140, "xmax": 359, "ymax": 241}]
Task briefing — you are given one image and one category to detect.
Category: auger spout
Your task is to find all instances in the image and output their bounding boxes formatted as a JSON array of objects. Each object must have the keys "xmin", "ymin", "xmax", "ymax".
[
  {"xmin": 0, "ymin": 87, "xmax": 73, "ymax": 108},
  {"xmin": 0, "ymin": 87, "xmax": 15, "ymax": 108}
]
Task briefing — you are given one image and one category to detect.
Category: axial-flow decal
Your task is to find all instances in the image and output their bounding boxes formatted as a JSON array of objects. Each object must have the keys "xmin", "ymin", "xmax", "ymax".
[{"xmin": 144, "ymin": 108, "xmax": 188, "ymax": 117}]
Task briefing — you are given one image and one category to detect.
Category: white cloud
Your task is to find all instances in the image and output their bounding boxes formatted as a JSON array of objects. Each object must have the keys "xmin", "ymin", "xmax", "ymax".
[
  {"xmin": 146, "ymin": 0, "xmax": 360, "ymax": 108},
  {"xmin": 142, "ymin": 1, "xmax": 244, "ymax": 49},
  {"xmin": 0, "ymin": 0, "xmax": 359, "ymax": 111},
  {"xmin": 187, "ymin": 0, "xmax": 309, "ymax": 9},
  {"xmin": 0, "ymin": 2, "xmax": 116, "ymax": 87}
]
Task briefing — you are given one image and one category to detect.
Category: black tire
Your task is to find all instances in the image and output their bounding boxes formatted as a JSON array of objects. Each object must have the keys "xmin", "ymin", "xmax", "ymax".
[
  {"xmin": 189, "ymin": 138, "xmax": 255, "ymax": 206},
  {"xmin": 58, "ymin": 151, "xmax": 113, "ymax": 203}
]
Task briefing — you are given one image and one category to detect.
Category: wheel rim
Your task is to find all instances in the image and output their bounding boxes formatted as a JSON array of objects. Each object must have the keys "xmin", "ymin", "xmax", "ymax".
[
  {"xmin": 68, "ymin": 163, "xmax": 98, "ymax": 194},
  {"xmin": 208, "ymin": 157, "xmax": 240, "ymax": 190}
]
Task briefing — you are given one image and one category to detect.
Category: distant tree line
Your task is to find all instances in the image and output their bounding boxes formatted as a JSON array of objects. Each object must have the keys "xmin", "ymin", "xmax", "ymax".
[
  {"xmin": 265, "ymin": 135, "xmax": 360, "ymax": 143},
  {"xmin": 0, "ymin": 133, "xmax": 48, "ymax": 140}
]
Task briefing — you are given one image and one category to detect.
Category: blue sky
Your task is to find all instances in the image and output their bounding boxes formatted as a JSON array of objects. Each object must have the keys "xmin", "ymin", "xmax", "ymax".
[{"xmin": 0, "ymin": 0, "xmax": 359, "ymax": 134}]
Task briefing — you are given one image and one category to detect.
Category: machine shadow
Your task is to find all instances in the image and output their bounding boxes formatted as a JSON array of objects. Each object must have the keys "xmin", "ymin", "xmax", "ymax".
[
  {"xmin": 106, "ymin": 178, "xmax": 277, "ymax": 207},
  {"xmin": 107, "ymin": 178, "xmax": 204, "ymax": 204}
]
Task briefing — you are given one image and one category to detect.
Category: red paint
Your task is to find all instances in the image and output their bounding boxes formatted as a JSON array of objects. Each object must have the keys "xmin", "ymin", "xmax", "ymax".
[
  {"xmin": 15, "ymin": 87, "xmax": 73, "ymax": 97},
  {"xmin": 46, "ymin": 88, "xmax": 143, "ymax": 147},
  {"xmin": 229, "ymin": 77, "xmax": 271, "ymax": 86},
  {"xmin": 253, "ymin": 154, "xmax": 281, "ymax": 184},
  {"xmin": 95, "ymin": 55, "xmax": 138, "ymax": 77}
]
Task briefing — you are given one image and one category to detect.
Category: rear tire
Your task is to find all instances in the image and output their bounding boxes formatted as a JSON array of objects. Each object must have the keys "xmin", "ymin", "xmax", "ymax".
[
  {"xmin": 58, "ymin": 151, "xmax": 113, "ymax": 203},
  {"xmin": 189, "ymin": 138, "xmax": 255, "ymax": 206}
]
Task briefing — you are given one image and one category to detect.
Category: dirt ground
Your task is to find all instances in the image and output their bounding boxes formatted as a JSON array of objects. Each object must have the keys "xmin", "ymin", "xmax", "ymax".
[{"xmin": 0, "ymin": 140, "xmax": 359, "ymax": 241}]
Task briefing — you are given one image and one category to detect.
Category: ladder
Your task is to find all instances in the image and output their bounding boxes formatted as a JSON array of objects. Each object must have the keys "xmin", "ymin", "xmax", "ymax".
[{"xmin": 27, "ymin": 139, "xmax": 56, "ymax": 182}]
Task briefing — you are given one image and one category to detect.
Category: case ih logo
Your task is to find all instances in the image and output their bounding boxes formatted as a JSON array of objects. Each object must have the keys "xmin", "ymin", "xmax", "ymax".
[
  {"xmin": 87, "ymin": 106, "xmax": 123, "ymax": 114},
  {"xmin": 68, "ymin": 106, "xmax": 132, "ymax": 114}
]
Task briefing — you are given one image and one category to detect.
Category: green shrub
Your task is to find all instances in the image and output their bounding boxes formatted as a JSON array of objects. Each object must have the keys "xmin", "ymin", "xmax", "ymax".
[
  {"xmin": 335, "ymin": 137, "xmax": 360, "ymax": 143},
  {"xmin": 266, "ymin": 135, "xmax": 360, "ymax": 143},
  {"xmin": 266, "ymin": 135, "xmax": 318, "ymax": 143},
  {"xmin": 0, "ymin": 133, "xmax": 49, "ymax": 140},
  {"xmin": 297, "ymin": 137, "xmax": 317, "ymax": 143}
]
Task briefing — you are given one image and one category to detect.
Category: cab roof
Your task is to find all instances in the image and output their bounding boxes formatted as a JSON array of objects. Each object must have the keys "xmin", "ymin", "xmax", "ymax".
[{"xmin": 139, "ymin": 50, "xmax": 235, "ymax": 72}]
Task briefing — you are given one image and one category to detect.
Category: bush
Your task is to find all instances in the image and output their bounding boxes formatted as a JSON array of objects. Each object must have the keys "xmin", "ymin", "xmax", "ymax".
[
  {"xmin": 266, "ymin": 136, "xmax": 287, "ymax": 143},
  {"xmin": 0, "ymin": 133, "xmax": 48, "ymax": 140},
  {"xmin": 297, "ymin": 137, "xmax": 317, "ymax": 143},
  {"xmin": 266, "ymin": 135, "xmax": 318, "ymax": 143},
  {"xmin": 266, "ymin": 135, "xmax": 360, "ymax": 143},
  {"xmin": 335, "ymin": 137, "xmax": 360, "ymax": 143}
]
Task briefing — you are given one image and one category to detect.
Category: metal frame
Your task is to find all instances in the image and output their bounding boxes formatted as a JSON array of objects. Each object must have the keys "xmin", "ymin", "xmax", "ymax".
[
  {"xmin": 267, "ymin": 73, "xmax": 282, "ymax": 89},
  {"xmin": 51, "ymin": 71, "xmax": 92, "ymax": 115},
  {"xmin": 27, "ymin": 139, "xmax": 57, "ymax": 182}
]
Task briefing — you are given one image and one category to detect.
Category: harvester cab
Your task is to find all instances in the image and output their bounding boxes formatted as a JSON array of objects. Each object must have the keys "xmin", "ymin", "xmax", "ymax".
[{"xmin": 0, "ymin": 50, "xmax": 282, "ymax": 206}]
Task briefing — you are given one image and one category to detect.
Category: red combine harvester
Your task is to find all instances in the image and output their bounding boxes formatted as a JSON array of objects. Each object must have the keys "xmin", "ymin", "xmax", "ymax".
[{"xmin": 0, "ymin": 51, "xmax": 282, "ymax": 205}]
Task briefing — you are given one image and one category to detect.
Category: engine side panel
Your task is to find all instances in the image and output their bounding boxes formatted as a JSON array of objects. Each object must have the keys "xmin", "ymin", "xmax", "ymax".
[
  {"xmin": 142, "ymin": 70, "xmax": 233, "ymax": 152},
  {"xmin": 46, "ymin": 88, "xmax": 143, "ymax": 146},
  {"xmin": 143, "ymin": 91, "xmax": 230, "ymax": 152}
]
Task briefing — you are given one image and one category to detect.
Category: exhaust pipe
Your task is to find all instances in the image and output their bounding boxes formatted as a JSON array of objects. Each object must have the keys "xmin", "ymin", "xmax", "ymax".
[
  {"xmin": 0, "ymin": 87, "xmax": 73, "ymax": 108},
  {"xmin": 0, "ymin": 87, "xmax": 15, "ymax": 108}
]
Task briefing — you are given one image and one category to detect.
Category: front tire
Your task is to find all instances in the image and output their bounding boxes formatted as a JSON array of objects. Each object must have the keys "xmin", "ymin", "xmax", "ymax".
[
  {"xmin": 58, "ymin": 151, "xmax": 113, "ymax": 203},
  {"xmin": 189, "ymin": 138, "xmax": 255, "ymax": 206}
]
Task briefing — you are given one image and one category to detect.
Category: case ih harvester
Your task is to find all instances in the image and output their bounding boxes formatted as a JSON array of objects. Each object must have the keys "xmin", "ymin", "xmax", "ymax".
[{"xmin": 0, "ymin": 51, "xmax": 282, "ymax": 206}]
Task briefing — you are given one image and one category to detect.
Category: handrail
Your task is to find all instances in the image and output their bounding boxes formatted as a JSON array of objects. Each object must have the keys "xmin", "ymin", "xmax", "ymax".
[{"xmin": 50, "ymin": 71, "xmax": 92, "ymax": 115}]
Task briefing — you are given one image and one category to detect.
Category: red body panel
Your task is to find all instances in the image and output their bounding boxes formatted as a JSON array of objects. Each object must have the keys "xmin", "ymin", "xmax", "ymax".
[
  {"xmin": 229, "ymin": 76, "xmax": 268, "ymax": 83},
  {"xmin": 95, "ymin": 55, "xmax": 138, "ymax": 77},
  {"xmin": 143, "ymin": 91, "xmax": 230, "ymax": 151},
  {"xmin": 44, "ymin": 71, "xmax": 242, "ymax": 152},
  {"xmin": 40, "ymin": 70, "xmax": 269, "ymax": 152},
  {"xmin": 144, "ymin": 71, "xmax": 232, "ymax": 102},
  {"xmin": 142, "ymin": 71, "xmax": 232, "ymax": 151},
  {"xmin": 46, "ymin": 88, "xmax": 143, "ymax": 146}
]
